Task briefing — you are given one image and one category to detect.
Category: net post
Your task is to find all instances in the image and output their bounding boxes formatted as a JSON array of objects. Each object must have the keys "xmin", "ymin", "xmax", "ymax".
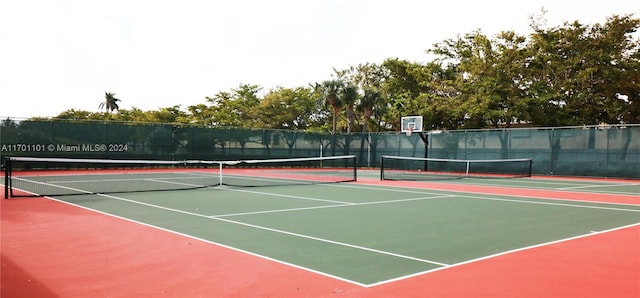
[
  {"xmin": 4, "ymin": 157, "xmax": 10, "ymax": 199},
  {"xmin": 380, "ymin": 155, "xmax": 384, "ymax": 180},
  {"xmin": 352, "ymin": 155, "xmax": 358, "ymax": 182},
  {"xmin": 219, "ymin": 162, "xmax": 223, "ymax": 186},
  {"xmin": 465, "ymin": 160, "xmax": 471, "ymax": 177}
]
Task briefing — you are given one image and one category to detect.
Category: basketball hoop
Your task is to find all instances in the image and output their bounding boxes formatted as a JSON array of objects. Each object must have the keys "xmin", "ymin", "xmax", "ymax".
[{"xmin": 401, "ymin": 116, "xmax": 422, "ymax": 137}]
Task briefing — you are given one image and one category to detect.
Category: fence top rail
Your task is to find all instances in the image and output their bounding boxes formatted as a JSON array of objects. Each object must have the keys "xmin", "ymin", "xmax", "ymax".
[{"xmin": 382, "ymin": 155, "xmax": 533, "ymax": 163}]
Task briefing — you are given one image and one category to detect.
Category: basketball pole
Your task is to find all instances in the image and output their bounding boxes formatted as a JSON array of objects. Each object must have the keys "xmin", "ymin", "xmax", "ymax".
[{"xmin": 418, "ymin": 132, "xmax": 429, "ymax": 171}]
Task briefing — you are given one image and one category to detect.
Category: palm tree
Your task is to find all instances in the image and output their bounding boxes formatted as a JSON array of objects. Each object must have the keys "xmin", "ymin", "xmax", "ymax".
[
  {"xmin": 358, "ymin": 87, "xmax": 381, "ymax": 134},
  {"xmin": 318, "ymin": 80, "xmax": 344, "ymax": 135},
  {"xmin": 99, "ymin": 92, "xmax": 121, "ymax": 113},
  {"xmin": 340, "ymin": 84, "xmax": 358, "ymax": 134},
  {"xmin": 357, "ymin": 87, "xmax": 382, "ymax": 164}
]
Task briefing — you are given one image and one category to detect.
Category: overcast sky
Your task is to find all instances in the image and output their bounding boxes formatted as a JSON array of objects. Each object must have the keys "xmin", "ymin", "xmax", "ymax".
[{"xmin": 1, "ymin": 0, "xmax": 638, "ymax": 118}]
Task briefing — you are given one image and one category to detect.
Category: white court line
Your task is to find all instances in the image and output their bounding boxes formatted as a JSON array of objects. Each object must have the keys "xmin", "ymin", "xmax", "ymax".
[
  {"xmin": 558, "ymin": 183, "xmax": 640, "ymax": 191},
  {"xmin": 144, "ymin": 178, "xmax": 207, "ymax": 188},
  {"xmin": 26, "ymin": 172, "xmax": 213, "ymax": 184},
  {"xmin": 213, "ymin": 203, "xmax": 353, "ymax": 217},
  {"xmin": 347, "ymin": 175, "xmax": 640, "ymax": 211},
  {"xmin": 38, "ymin": 194, "xmax": 369, "ymax": 287},
  {"xmin": 325, "ymin": 183, "xmax": 640, "ymax": 212},
  {"xmin": 220, "ymin": 187, "xmax": 354, "ymax": 205},
  {"xmin": 455, "ymin": 193, "xmax": 640, "ymax": 213},
  {"xmin": 342, "ymin": 181, "xmax": 640, "ymax": 207},
  {"xmin": 466, "ymin": 177, "xmax": 634, "ymax": 188},
  {"xmin": 213, "ymin": 216, "xmax": 449, "ymax": 267},
  {"xmin": 213, "ymin": 194, "xmax": 455, "ymax": 217},
  {"xmin": 17, "ymin": 181, "xmax": 640, "ymax": 287},
  {"xmin": 32, "ymin": 192, "xmax": 640, "ymax": 288},
  {"xmin": 367, "ymin": 222, "xmax": 640, "ymax": 287},
  {"xmin": 11, "ymin": 176, "xmax": 95, "ymax": 194},
  {"xmin": 362, "ymin": 175, "xmax": 640, "ymax": 195},
  {"xmin": 63, "ymin": 191, "xmax": 452, "ymax": 269}
]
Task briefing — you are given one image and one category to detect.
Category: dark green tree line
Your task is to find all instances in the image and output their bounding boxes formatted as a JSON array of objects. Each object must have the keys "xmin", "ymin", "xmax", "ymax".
[{"xmin": 37, "ymin": 14, "xmax": 639, "ymax": 132}]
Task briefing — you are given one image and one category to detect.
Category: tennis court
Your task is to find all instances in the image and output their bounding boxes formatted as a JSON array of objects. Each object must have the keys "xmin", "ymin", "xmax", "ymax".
[{"xmin": 2, "ymin": 156, "xmax": 639, "ymax": 297}]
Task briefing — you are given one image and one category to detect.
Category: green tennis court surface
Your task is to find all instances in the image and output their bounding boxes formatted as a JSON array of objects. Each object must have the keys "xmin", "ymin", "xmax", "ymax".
[{"xmin": 43, "ymin": 177, "xmax": 640, "ymax": 286}]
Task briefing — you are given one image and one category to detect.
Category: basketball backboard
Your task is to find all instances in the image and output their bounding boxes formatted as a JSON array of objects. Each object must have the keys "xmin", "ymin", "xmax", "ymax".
[{"xmin": 401, "ymin": 116, "xmax": 423, "ymax": 135}]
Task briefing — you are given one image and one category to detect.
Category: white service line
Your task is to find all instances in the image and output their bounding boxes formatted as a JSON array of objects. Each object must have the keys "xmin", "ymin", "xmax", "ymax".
[{"xmin": 82, "ymin": 191, "xmax": 452, "ymax": 268}]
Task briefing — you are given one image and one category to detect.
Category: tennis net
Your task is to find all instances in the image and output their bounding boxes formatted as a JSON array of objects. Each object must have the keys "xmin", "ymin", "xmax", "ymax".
[
  {"xmin": 380, "ymin": 155, "xmax": 532, "ymax": 180},
  {"xmin": 3, "ymin": 155, "xmax": 357, "ymax": 198}
]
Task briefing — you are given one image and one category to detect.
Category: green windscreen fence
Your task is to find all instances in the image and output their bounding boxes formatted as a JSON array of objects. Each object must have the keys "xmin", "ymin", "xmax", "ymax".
[
  {"xmin": 1, "ymin": 119, "xmax": 639, "ymax": 178},
  {"xmin": 422, "ymin": 127, "xmax": 640, "ymax": 178}
]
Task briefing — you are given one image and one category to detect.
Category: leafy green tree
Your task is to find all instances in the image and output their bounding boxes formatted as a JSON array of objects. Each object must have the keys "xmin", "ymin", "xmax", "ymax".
[
  {"xmin": 381, "ymin": 58, "xmax": 431, "ymax": 100},
  {"xmin": 185, "ymin": 103, "xmax": 216, "ymax": 126},
  {"xmin": 334, "ymin": 63, "xmax": 387, "ymax": 90},
  {"xmin": 201, "ymin": 84, "xmax": 263, "ymax": 151},
  {"xmin": 146, "ymin": 106, "xmax": 189, "ymax": 123},
  {"xmin": 422, "ymin": 61, "xmax": 467, "ymax": 130},
  {"xmin": 113, "ymin": 107, "xmax": 155, "ymax": 122},
  {"xmin": 205, "ymin": 84, "xmax": 262, "ymax": 127},
  {"xmin": 53, "ymin": 109, "xmax": 95, "ymax": 120},
  {"xmin": 429, "ymin": 30, "xmax": 530, "ymax": 129},
  {"xmin": 257, "ymin": 86, "xmax": 317, "ymax": 130},
  {"xmin": 26, "ymin": 13, "xmax": 640, "ymax": 135},
  {"xmin": 379, "ymin": 59, "xmax": 433, "ymax": 130},
  {"xmin": 526, "ymin": 14, "xmax": 640, "ymax": 125},
  {"xmin": 334, "ymin": 63, "xmax": 389, "ymax": 133}
]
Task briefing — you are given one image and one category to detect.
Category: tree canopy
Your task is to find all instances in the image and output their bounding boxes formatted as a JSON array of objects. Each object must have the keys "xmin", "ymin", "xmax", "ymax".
[{"xmin": 43, "ymin": 14, "xmax": 639, "ymax": 132}]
